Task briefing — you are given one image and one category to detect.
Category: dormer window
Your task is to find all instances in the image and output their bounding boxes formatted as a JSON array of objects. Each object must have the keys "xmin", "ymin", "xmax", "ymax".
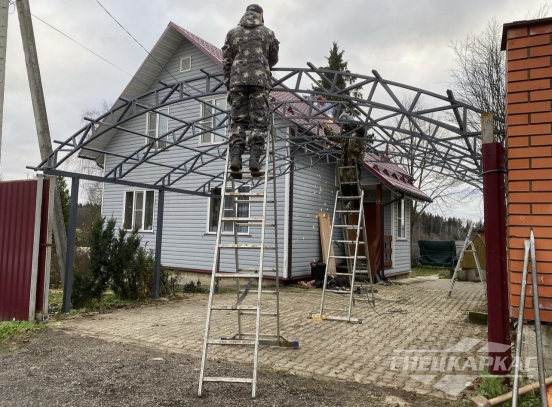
[{"xmin": 180, "ymin": 56, "xmax": 191, "ymax": 72}]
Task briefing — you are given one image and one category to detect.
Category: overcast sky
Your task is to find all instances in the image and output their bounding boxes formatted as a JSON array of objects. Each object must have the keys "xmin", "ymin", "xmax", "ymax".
[{"xmin": 0, "ymin": 0, "xmax": 547, "ymax": 221}]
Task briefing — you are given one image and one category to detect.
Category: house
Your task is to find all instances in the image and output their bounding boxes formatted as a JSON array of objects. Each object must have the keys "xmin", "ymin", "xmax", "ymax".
[{"xmin": 83, "ymin": 22, "xmax": 431, "ymax": 281}]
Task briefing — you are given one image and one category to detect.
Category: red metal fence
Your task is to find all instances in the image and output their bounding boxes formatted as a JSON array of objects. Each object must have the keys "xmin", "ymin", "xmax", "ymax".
[{"xmin": 0, "ymin": 178, "xmax": 51, "ymax": 321}]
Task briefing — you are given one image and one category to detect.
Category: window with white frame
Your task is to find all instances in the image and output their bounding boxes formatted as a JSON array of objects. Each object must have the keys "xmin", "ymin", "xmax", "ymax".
[
  {"xmin": 146, "ymin": 107, "xmax": 169, "ymax": 149},
  {"xmin": 199, "ymin": 98, "xmax": 227, "ymax": 146},
  {"xmin": 208, "ymin": 186, "xmax": 250, "ymax": 234},
  {"xmin": 180, "ymin": 56, "xmax": 191, "ymax": 72},
  {"xmin": 124, "ymin": 190, "xmax": 155, "ymax": 231},
  {"xmin": 397, "ymin": 198, "xmax": 406, "ymax": 239}
]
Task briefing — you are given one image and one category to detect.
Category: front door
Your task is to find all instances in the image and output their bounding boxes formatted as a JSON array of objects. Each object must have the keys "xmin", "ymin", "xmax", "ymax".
[{"xmin": 363, "ymin": 202, "xmax": 382, "ymax": 275}]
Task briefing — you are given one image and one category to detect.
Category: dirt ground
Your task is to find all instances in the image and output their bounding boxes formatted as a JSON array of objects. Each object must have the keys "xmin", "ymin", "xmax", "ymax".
[{"xmin": 0, "ymin": 329, "xmax": 467, "ymax": 407}]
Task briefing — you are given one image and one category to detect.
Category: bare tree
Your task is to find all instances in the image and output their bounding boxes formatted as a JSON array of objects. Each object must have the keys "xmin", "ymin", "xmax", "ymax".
[
  {"xmin": 61, "ymin": 100, "xmax": 110, "ymax": 205},
  {"xmin": 448, "ymin": 5, "xmax": 551, "ymax": 141},
  {"xmin": 389, "ymin": 96, "xmax": 477, "ymax": 241}
]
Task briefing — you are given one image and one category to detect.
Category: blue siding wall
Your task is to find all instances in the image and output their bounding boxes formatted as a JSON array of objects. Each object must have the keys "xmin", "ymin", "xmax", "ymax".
[{"xmin": 102, "ymin": 37, "xmax": 288, "ymax": 277}]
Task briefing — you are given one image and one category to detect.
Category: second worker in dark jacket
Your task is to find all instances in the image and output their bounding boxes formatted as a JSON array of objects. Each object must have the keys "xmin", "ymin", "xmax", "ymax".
[{"xmin": 222, "ymin": 4, "xmax": 279, "ymax": 177}]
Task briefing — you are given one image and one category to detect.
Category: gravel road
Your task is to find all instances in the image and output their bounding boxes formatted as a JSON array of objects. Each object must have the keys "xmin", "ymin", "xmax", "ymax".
[{"xmin": 0, "ymin": 329, "xmax": 465, "ymax": 407}]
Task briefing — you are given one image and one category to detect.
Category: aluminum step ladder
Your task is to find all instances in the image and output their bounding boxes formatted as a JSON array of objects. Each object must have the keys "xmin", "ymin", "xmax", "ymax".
[
  {"xmin": 446, "ymin": 222, "xmax": 486, "ymax": 298},
  {"xmin": 198, "ymin": 115, "xmax": 291, "ymax": 399},
  {"xmin": 311, "ymin": 161, "xmax": 375, "ymax": 323}
]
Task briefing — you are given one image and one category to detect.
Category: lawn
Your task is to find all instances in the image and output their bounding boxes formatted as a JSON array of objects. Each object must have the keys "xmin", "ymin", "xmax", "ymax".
[
  {"xmin": 410, "ymin": 266, "xmax": 451, "ymax": 278},
  {"xmin": 0, "ymin": 320, "xmax": 46, "ymax": 344}
]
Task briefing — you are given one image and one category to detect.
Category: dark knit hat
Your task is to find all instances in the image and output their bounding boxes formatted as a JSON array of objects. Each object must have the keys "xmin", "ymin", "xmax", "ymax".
[{"xmin": 246, "ymin": 4, "xmax": 263, "ymax": 14}]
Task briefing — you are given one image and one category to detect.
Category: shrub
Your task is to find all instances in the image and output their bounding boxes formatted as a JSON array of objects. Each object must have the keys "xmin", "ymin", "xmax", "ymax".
[{"xmin": 72, "ymin": 217, "xmax": 116, "ymax": 308}]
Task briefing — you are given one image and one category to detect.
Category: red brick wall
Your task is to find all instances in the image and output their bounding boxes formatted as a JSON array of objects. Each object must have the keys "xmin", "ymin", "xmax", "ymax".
[{"xmin": 504, "ymin": 19, "xmax": 552, "ymax": 322}]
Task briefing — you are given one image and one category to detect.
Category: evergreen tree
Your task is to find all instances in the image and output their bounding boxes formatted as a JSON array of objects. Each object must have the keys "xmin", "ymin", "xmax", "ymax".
[
  {"xmin": 313, "ymin": 41, "xmax": 363, "ymax": 106},
  {"xmin": 56, "ymin": 176, "xmax": 70, "ymax": 232}
]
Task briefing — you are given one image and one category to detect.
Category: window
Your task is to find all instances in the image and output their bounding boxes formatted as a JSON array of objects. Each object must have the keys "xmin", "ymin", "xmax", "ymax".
[
  {"xmin": 199, "ymin": 98, "xmax": 227, "ymax": 146},
  {"xmin": 208, "ymin": 186, "xmax": 250, "ymax": 234},
  {"xmin": 180, "ymin": 56, "xmax": 191, "ymax": 72},
  {"xmin": 146, "ymin": 107, "xmax": 169, "ymax": 149},
  {"xmin": 397, "ymin": 199, "xmax": 406, "ymax": 239},
  {"xmin": 124, "ymin": 190, "xmax": 155, "ymax": 231}
]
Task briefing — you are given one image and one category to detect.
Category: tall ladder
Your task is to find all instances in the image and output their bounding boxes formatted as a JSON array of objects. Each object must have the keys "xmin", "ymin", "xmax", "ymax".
[
  {"xmin": 446, "ymin": 222, "xmax": 486, "ymax": 298},
  {"xmin": 198, "ymin": 115, "xmax": 291, "ymax": 399},
  {"xmin": 311, "ymin": 161, "xmax": 375, "ymax": 323}
]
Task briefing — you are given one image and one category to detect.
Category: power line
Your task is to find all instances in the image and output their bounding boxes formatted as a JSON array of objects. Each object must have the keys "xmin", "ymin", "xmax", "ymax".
[
  {"xmin": 31, "ymin": 13, "xmax": 138, "ymax": 80},
  {"xmin": 94, "ymin": 0, "xmax": 195, "ymax": 88}
]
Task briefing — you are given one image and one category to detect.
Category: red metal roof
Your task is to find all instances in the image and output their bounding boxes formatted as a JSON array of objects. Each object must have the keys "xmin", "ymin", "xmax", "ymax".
[{"xmin": 363, "ymin": 152, "xmax": 432, "ymax": 202}]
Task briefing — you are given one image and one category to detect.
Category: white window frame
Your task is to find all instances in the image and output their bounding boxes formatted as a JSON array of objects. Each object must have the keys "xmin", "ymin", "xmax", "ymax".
[
  {"xmin": 180, "ymin": 56, "xmax": 191, "ymax": 72},
  {"xmin": 206, "ymin": 186, "xmax": 250, "ymax": 235},
  {"xmin": 123, "ymin": 190, "xmax": 155, "ymax": 233},
  {"xmin": 198, "ymin": 97, "xmax": 227, "ymax": 146},
  {"xmin": 145, "ymin": 107, "xmax": 170, "ymax": 149},
  {"xmin": 396, "ymin": 198, "xmax": 406, "ymax": 240}
]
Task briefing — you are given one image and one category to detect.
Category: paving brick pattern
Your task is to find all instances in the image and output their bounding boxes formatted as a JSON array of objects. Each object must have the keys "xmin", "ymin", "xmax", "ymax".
[{"xmin": 58, "ymin": 278, "xmax": 487, "ymax": 399}]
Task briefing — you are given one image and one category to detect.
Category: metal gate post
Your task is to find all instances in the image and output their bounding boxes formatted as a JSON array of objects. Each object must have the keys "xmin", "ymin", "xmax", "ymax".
[
  {"xmin": 153, "ymin": 188, "xmax": 164, "ymax": 299},
  {"xmin": 62, "ymin": 177, "xmax": 79, "ymax": 313},
  {"xmin": 481, "ymin": 113, "xmax": 511, "ymax": 374}
]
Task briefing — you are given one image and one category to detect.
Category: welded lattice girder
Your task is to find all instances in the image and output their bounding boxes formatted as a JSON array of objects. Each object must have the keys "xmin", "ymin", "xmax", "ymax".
[{"xmin": 30, "ymin": 65, "xmax": 504, "ymax": 194}]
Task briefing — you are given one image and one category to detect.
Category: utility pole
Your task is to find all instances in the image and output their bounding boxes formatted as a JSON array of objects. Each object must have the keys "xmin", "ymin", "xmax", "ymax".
[
  {"xmin": 16, "ymin": 0, "xmax": 67, "ymax": 285},
  {"xmin": 0, "ymin": 0, "xmax": 8, "ymax": 168}
]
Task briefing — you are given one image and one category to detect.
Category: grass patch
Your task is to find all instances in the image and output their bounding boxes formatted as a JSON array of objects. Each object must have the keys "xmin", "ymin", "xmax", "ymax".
[
  {"xmin": 0, "ymin": 321, "xmax": 46, "ymax": 343},
  {"xmin": 410, "ymin": 266, "xmax": 449, "ymax": 278},
  {"xmin": 48, "ymin": 290, "xmax": 188, "ymax": 318}
]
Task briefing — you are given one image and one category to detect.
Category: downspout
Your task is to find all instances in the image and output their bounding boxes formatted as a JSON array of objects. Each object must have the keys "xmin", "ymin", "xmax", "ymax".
[{"xmin": 287, "ymin": 156, "xmax": 294, "ymax": 279}]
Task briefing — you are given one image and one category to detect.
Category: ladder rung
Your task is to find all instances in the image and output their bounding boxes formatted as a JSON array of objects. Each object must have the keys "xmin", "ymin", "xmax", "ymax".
[
  {"xmin": 340, "ymin": 181, "xmax": 358, "ymax": 184},
  {"xmin": 335, "ymin": 272, "xmax": 354, "ymax": 276},
  {"xmin": 336, "ymin": 210, "xmax": 361, "ymax": 213},
  {"xmin": 219, "ymin": 244, "xmax": 275, "ymax": 249},
  {"xmin": 215, "ymin": 273, "xmax": 259, "ymax": 279},
  {"xmin": 229, "ymin": 170, "xmax": 265, "ymax": 175},
  {"xmin": 337, "ymin": 196, "xmax": 361, "ymax": 199},
  {"xmin": 334, "ymin": 225, "xmax": 364, "ymax": 229},
  {"xmin": 211, "ymin": 305, "xmax": 258, "ymax": 311},
  {"xmin": 236, "ymin": 223, "xmax": 275, "ymax": 227},
  {"xmin": 238, "ymin": 267, "xmax": 276, "ymax": 272},
  {"xmin": 339, "ymin": 166, "xmax": 357, "ymax": 169},
  {"xmin": 222, "ymin": 217, "xmax": 264, "ymax": 222},
  {"xmin": 334, "ymin": 240, "xmax": 356, "ymax": 243},
  {"xmin": 235, "ymin": 200, "xmax": 274, "ymax": 204},
  {"xmin": 226, "ymin": 192, "xmax": 264, "ymax": 197},
  {"xmin": 239, "ymin": 311, "xmax": 278, "ymax": 316},
  {"xmin": 203, "ymin": 377, "xmax": 253, "ymax": 384},
  {"xmin": 330, "ymin": 255, "xmax": 367, "ymax": 259},
  {"xmin": 239, "ymin": 289, "xmax": 278, "ymax": 295},
  {"xmin": 207, "ymin": 339, "xmax": 255, "ymax": 346}
]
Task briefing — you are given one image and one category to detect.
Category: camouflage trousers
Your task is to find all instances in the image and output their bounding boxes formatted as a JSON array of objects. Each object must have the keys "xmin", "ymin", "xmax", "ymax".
[{"xmin": 229, "ymin": 85, "xmax": 269, "ymax": 149}]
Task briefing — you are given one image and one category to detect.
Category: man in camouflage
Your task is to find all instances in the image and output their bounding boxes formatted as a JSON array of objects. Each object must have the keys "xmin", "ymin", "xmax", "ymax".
[
  {"xmin": 324, "ymin": 113, "xmax": 368, "ymax": 207},
  {"xmin": 222, "ymin": 4, "xmax": 280, "ymax": 177}
]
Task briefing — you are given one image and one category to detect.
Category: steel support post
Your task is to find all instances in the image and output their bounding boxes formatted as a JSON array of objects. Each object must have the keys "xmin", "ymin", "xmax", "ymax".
[
  {"xmin": 153, "ymin": 188, "xmax": 165, "ymax": 299},
  {"xmin": 62, "ymin": 177, "xmax": 79, "ymax": 313},
  {"xmin": 481, "ymin": 113, "xmax": 511, "ymax": 374}
]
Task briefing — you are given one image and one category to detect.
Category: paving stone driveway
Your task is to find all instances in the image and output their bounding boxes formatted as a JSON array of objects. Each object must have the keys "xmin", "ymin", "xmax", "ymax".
[{"xmin": 58, "ymin": 278, "xmax": 487, "ymax": 399}]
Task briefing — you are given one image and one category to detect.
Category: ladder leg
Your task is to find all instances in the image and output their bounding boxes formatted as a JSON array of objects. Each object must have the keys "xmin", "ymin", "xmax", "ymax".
[
  {"xmin": 270, "ymin": 116, "xmax": 281, "ymax": 344},
  {"xmin": 319, "ymin": 190, "xmax": 340, "ymax": 316},
  {"xmin": 198, "ymin": 143, "xmax": 232, "ymax": 397},
  {"xmin": 446, "ymin": 223, "xmax": 474, "ymax": 299}
]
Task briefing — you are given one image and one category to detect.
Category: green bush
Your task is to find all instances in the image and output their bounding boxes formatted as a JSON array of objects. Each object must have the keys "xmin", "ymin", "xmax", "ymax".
[
  {"xmin": 71, "ymin": 216, "xmax": 166, "ymax": 307},
  {"xmin": 72, "ymin": 217, "xmax": 116, "ymax": 308}
]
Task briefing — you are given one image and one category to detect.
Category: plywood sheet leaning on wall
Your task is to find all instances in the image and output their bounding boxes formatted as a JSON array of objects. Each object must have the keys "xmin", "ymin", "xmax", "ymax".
[{"xmin": 318, "ymin": 214, "xmax": 336, "ymax": 274}]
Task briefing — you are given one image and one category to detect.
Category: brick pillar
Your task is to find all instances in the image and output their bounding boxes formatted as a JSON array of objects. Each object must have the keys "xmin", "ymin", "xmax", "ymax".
[{"xmin": 502, "ymin": 18, "xmax": 552, "ymax": 323}]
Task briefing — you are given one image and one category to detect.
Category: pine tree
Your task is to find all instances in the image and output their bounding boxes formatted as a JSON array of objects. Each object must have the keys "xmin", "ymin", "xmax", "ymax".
[{"xmin": 313, "ymin": 41, "xmax": 363, "ymax": 105}]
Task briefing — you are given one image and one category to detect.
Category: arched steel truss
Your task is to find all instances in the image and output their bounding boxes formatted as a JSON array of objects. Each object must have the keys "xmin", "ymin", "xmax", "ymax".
[{"xmin": 29, "ymin": 66, "xmax": 505, "ymax": 194}]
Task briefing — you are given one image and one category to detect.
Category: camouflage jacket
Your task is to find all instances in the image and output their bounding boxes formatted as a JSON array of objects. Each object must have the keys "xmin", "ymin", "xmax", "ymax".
[{"xmin": 222, "ymin": 11, "xmax": 279, "ymax": 90}]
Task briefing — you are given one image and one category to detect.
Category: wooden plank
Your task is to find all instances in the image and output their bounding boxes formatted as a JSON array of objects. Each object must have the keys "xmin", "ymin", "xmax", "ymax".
[{"xmin": 317, "ymin": 214, "xmax": 336, "ymax": 274}]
